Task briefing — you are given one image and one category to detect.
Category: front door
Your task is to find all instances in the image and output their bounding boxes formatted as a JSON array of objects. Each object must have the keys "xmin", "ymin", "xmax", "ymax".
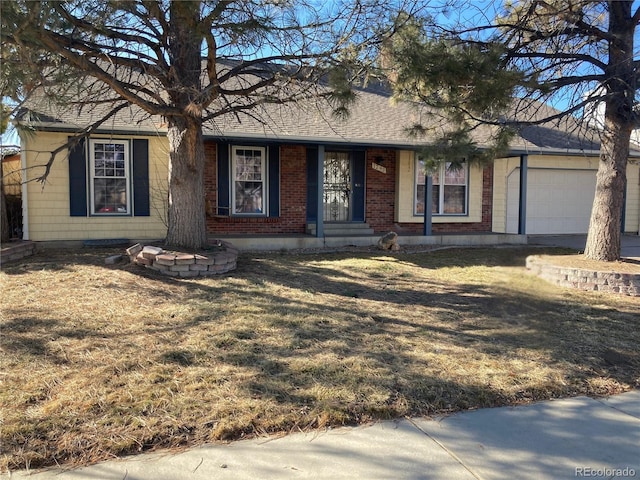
[
  {"xmin": 323, "ymin": 152, "xmax": 351, "ymax": 222},
  {"xmin": 306, "ymin": 148, "xmax": 365, "ymax": 223}
]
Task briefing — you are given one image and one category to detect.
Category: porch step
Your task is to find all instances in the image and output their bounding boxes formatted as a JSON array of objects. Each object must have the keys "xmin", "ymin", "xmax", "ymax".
[{"xmin": 306, "ymin": 222, "xmax": 375, "ymax": 237}]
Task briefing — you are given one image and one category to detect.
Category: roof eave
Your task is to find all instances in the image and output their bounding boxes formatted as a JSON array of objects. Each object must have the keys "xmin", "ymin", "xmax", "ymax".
[
  {"xmin": 20, "ymin": 121, "xmax": 640, "ymax": 159},
  {"xmin": 202, "ymin": 131, "xmax": 427, "ymax": 149},
  {"xmin": 15, "ymin": 120, "xmax": 167, "ymax": 137}
]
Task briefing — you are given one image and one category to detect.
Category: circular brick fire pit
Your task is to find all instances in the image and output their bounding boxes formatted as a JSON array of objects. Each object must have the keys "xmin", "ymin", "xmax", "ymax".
[{"xmin": 126, "ymin": 240, "xmax": 238, "ymax": 277}]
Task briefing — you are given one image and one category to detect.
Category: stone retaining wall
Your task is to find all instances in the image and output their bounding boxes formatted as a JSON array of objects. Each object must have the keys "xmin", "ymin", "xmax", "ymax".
[
  {"xmin": 0, "ymin": 241, "xmax": 36, "ymax": 267},
  {"xmin": 526, "ymin": 256, "xmax": 640, "ymax": 297},
  {"xmin": 127, "ymin": 241, "xmax": 238, "ymax": 277}
]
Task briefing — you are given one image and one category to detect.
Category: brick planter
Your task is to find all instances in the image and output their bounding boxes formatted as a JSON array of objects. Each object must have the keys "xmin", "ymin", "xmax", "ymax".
[
  {"xmin": 526, "ymin": 255, "xmax": 640, "ymax": 297},
  {"xmin": 127, "ymin": 240, "xmax": 238, "ymax": 277}
]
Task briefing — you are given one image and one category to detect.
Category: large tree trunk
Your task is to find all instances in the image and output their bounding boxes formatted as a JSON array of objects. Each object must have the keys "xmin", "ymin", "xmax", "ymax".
[
  {"xmin": 165, "ymin": 117, "xmax": 208, "ymax": 250},
  {"xmin": 584, "ymin": 118, "xmax": 629, "ymax": 261},
  {"xmin": 583, "ymin": 1, "xmax": 634, "ymax": 262},
  {"xmin": 163, "ymin": 1, "xmax": 208, "ymax": 250}
]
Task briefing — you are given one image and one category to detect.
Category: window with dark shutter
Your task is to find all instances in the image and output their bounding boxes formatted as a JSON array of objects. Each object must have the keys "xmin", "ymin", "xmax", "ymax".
[
  {"xmin": 218, "ymin": 143, "xmax": 280, "ymax": 217},
  {"xmin": 132, "ymin": 139, "xmax": 150, "ymax": 216},
  {"xmin": 69, "ymin": 138, "xmax": 88, "ymax": 217},
  {"xmin": 68, "ymin": 137, "xmax": 150, "ymax": 217}
]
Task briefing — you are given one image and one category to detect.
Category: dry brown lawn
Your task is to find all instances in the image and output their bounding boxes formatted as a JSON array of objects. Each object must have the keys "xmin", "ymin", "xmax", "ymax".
[{"xmin": 1, "ymin": 246, "xmax": 639, "ymax": 472}]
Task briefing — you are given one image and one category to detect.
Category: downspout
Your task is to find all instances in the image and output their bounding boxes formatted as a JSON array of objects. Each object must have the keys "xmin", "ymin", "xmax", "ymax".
[
  {"xmin": 621, "ymin": 178, "xmax": 627, "ymax": 233},
  {"xmin": 19, "ymin": 132, "xmax": 28, "ymax": 240},
  {"xmin": 637, "ymin": 165, "xmax": 640, "ymax": 235}
]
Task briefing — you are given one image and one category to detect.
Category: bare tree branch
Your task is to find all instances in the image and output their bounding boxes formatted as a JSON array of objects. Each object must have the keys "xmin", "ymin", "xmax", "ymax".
[{"xmin": 32, "ymin": 101, "xmax": 131, "ymax": 184}]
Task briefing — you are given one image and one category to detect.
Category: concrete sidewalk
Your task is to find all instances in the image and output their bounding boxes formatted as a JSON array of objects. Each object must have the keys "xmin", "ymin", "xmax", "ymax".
[{"xmin": 4, "ymin": 390, "xmax": 639, "ymax": 480}]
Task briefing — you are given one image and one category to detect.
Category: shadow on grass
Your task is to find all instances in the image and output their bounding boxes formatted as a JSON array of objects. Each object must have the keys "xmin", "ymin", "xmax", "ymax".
[
  {"xmin": 0, "ymin": 247, "xmax": 127, "ymax": 274},
  {"xmin": 1, "ymin": 317, "xmax": 70, "ymax": 364},
  {"xmin": 1, "ymin": 245, "xmax": 639, "ymax": 469}
]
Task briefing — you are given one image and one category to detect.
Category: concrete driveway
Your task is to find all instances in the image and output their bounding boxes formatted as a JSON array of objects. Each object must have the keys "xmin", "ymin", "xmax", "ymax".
[{"xmin": 528, "ymin": 234, "xmax": 640, "ymax": 259}]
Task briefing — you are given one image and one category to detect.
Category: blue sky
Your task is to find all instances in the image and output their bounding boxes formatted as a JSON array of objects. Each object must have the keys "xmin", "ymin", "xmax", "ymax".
[
  {"xmin": 2, "ymin": 0, "xmax": 639, "ymax": 148},
  {"xmin": 0, "ymin": 126, "xmax": 19, "ymax": 151},
  {"xmin": 1, "ymin": 123, "xmax": 19, "ymax": 150}
]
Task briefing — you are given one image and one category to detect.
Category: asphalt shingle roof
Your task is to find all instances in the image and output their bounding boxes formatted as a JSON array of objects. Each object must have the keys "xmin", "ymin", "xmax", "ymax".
[{"xmin": 18, "ymin": 67, "xmax": 617, "ymax": 156}]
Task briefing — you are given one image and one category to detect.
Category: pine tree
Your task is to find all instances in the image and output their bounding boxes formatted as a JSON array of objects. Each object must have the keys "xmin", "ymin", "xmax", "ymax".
[{"xmin": 385, "ymin": 1, "xmax": 638, "ymax": 261}]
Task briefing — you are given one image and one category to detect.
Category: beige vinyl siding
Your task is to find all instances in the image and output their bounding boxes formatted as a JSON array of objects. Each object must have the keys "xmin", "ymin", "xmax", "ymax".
[
  {"xmin": 23, "ymin": 131, "xmax": 169, "ymax": 242},
  {"xmin": 395, "ymin": 150, "xmax": 483, "ymax": 224},
  {"xmin": 492, "ymin": 155, "xmax": 640, "ymax": 235},
  {"xmin": 491, "ymin": 157, "xmax": 512, "ymax": 233},
  {"xmin": 626, "ymin": 162, "xmax": 640, "ymax": 234}
]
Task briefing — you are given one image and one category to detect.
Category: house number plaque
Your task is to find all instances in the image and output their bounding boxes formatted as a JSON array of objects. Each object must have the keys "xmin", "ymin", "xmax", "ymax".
[{"xmin": 371, "ymin": 162, "xmax": 387, "ymax": 174}]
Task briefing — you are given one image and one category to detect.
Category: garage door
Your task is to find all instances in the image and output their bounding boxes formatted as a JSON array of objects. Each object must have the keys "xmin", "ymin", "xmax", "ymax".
[{"xmin": 506, "ymin": 168, "xmax": 597, "ymax": 234}]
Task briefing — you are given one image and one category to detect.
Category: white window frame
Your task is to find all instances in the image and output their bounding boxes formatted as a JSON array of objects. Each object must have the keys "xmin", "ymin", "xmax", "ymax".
[
  {"xmin": 414, "ymin": 158, "xmax": 468, "ymax": 216},
  {"xmin": 89, "ymin": 139, "xmax": 131, "ymax": 215},
  {"xmin": 231, "ymin": 145, "xmax": 268, "ymax": 216}
]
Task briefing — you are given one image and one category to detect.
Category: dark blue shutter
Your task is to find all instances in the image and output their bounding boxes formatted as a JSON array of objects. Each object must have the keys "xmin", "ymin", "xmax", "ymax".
[
  {"xmin": 352, "ymin": 150, "xmax": 366, "ymax": 222},
  {"xmin": 217, "ymin": 142, "xmax": 230, "ymax": 215},
  {"xmin": 69, "ymin": 138, "xmax": 87, "ymax": 217},
  {"xmin": 268, "ymin": 145, "xmax": 280, "ymax": 217},
  {"xmin": 306, "ymin": 146, "xmax": 318, "ymax": 222},
  {"xmin": 132, "ymin": 139, "xmax": 150, "ymax": 216}
]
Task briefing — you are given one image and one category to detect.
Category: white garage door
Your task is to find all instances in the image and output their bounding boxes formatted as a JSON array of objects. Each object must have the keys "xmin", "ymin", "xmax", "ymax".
[{"xmin": 506, "ymin": 168, "xmax": 597, "ymax": 234}]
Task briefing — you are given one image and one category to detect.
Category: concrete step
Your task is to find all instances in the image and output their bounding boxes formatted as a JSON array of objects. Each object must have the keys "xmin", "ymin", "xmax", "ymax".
[{"xmin": 306, "ymin": 222, "xmax": 375, "ymax": 236}]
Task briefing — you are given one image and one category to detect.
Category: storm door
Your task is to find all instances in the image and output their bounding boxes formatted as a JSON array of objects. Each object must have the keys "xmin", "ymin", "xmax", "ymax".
[{"xmin": 323, "ymin": 152, "xmax": 352, "ymax": 222}]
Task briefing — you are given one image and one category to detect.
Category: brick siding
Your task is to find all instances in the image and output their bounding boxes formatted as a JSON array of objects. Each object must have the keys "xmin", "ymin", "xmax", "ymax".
[
  {"xmin": 204, "ymin": 142, "xmax": 308, "ymax": 235},
  {"xmin": 204, "ymin": 142, "xmax": 494, "ymax": 236},
  {"xmin": 365, "ymin": 148, "xmax": 397, "ymax": 233}
]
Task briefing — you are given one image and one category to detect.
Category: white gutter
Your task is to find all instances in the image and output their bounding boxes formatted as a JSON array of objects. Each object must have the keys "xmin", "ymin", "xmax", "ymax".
[
  {"xmin": 208, "ymin": 132, "xmax": 623, "ymax": 158},
  {"xmin": 19, "ymin": 132, "xmax": 28, "ymax": 240},
  {"xmin": 20, "ymin": 121, "xmax": 167, "ymax": 136},
  {"xmin": 637, "ymin": 164, "xmax": 640, "ymax": 236},
  {"xmin": 23, "ymin": 120, "xmax": 639, "ymax": 159}
]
